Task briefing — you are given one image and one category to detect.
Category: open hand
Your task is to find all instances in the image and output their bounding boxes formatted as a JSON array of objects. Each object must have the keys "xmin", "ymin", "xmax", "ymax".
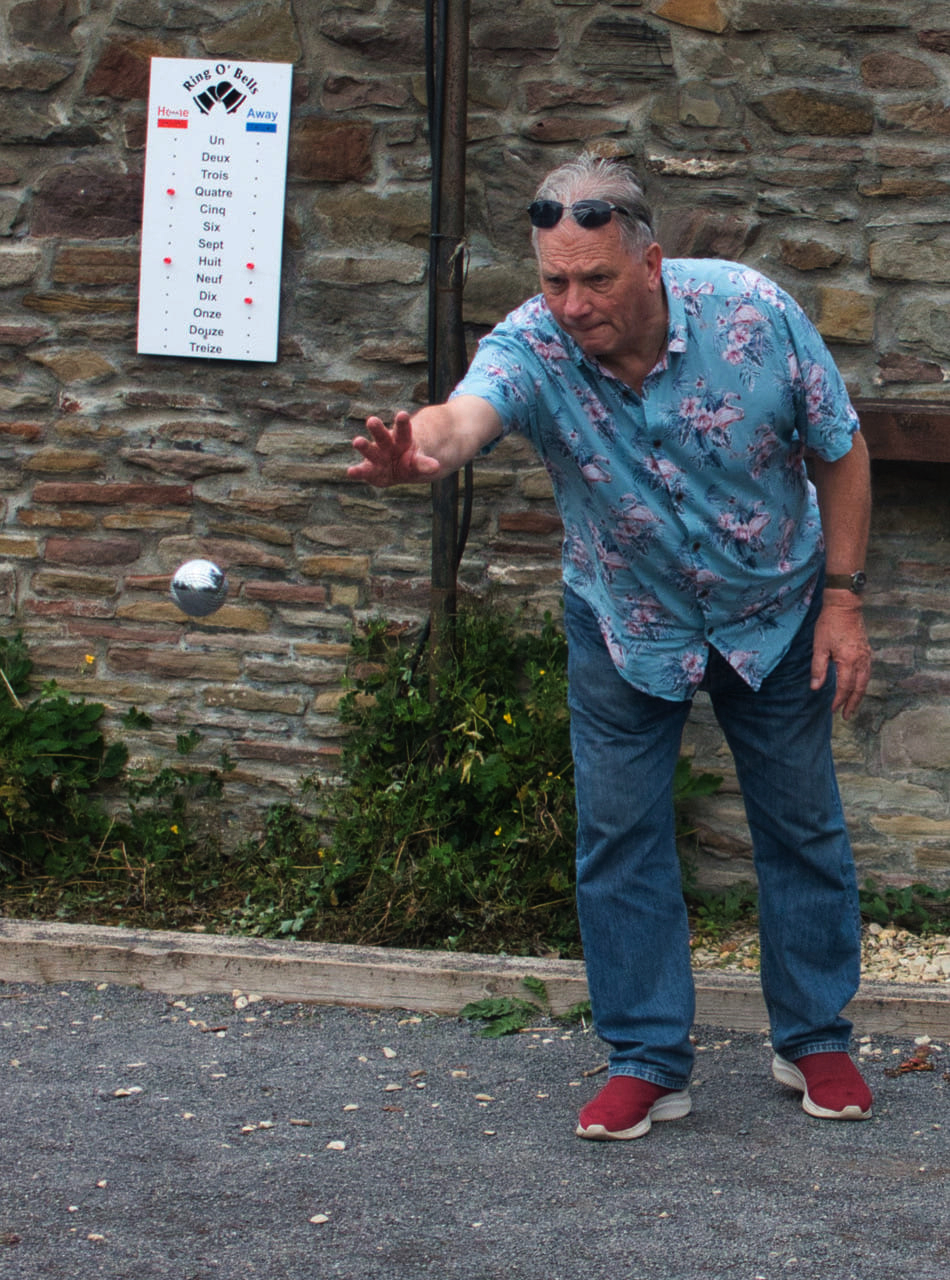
[
  {"xmin": 347, "ymin": 411, "xmax": 441, "ymax": 487},
  {"xmin": 810, "ymin": 600, "xmax": 872, "ymax": 720}
]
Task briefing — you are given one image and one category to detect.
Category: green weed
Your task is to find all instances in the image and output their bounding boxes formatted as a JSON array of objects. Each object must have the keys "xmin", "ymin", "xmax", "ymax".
[
  {"xmin": 0, "ymin": 633, "xmax": 231, "ymax": 917},
  {"xmin": 0, "ymin": 632, "xmax": 127, "ymax": 878},
  {"xmin": 460, "ymin": 976, "xmax": 591, "ymax": 1037},
  {"xmin": 858, "ymin": 878, "xmax": 950, "ymax": 934}
]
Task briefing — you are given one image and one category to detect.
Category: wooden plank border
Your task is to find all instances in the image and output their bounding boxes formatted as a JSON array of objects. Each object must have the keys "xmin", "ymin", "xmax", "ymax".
[
  {"xmin": 1, "ymin": 919, "xmax": 948, "ymax": 1037},
  {"xmin": 855, "ymin": 398, "xmax": 950, "ymax": 464}
]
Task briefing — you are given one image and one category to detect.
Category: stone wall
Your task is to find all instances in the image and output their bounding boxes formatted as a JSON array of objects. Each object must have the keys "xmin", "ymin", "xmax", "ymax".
[{"xmin": 1, "ymin": 0, "xmax": 949, "ymax": 880}]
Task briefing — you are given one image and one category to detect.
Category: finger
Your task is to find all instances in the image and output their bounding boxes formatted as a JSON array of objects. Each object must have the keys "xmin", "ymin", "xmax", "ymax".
[
  {"xmin": 810, "ymin": 649, "xmax": 830, "ymax": 694},
  {"xmin": 363, "ymin": 416, "xmax": 397, "ymax": 448},
  {"xmin": 391, "ymin": 410, "xmax": 413, "ymax": 448},
  {"xmin": 348, "ymin": 436, "xmax": 387, "ymax": 468},
  {"xmin": 840, "ymin": 660, "xmax": 871, "ymax": 720}
]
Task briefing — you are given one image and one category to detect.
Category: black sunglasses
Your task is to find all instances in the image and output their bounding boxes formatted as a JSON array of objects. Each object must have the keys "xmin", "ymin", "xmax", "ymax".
[{"xmin": 527, "ymin": 199, "xmax": 633, "ymax": 230}]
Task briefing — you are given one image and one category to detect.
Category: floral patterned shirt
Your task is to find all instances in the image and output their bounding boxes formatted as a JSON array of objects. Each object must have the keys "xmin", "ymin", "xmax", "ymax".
[{"xmin": 452, "ymin": 258, "xmax": 860, "ymax": 700}]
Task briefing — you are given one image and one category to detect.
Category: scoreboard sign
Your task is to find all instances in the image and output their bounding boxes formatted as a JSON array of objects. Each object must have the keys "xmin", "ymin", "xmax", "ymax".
[{"xmin": 137, "ymin": 57, "xmax": 293, "ymax": 363}]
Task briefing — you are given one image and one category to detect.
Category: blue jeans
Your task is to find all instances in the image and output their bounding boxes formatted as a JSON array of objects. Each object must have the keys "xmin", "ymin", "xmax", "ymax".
[{"xmin": 564, "ymin": 583, "xmax": 861, "ymax": 1090}]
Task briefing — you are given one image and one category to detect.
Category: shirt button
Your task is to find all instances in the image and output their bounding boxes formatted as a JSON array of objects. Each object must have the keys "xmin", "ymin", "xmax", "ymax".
[
  {"xmin": 652, "ymin": 440, "xmax": 661, "ymax": 449},
  {"xmin": 692, "ymin": 541, "xmax": 701, "ymax": 552}
]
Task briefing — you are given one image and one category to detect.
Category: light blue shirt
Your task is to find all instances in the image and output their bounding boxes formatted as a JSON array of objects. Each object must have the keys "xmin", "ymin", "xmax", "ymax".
[{"xmin": 453, "ymin": 258, "xmax": 860, "ymax": 700}]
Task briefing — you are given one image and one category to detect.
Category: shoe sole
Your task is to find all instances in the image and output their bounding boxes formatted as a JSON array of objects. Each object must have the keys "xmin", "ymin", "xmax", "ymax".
[
  {"xmin": 575, "ymin": 1089, "xmax": 692, "ymax": 1141},
  {"xmin": 771, "ymin": 1054, "xmax": 872, "ymax": 1120}
]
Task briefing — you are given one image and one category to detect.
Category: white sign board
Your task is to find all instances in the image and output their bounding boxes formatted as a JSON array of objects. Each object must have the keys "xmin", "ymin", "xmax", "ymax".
[{"xmin": 137, "ymin": 57, "xmax": 293, "ymax": 363}]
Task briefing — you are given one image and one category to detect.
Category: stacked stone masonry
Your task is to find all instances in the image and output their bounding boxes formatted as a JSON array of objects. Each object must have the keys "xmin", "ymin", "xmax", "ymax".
[{"xmin": 0, "ymin": 0, "xmax": 948, "ymax": 882}]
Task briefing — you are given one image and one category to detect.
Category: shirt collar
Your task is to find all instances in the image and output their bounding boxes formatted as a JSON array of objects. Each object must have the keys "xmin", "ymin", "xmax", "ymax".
[{"xmin": 663, "ymin": 263, "xmax": 689, "ymax": 355}]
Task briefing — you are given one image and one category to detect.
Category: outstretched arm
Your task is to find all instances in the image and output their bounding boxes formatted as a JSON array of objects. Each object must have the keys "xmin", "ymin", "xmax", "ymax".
[
  {"xmin": 347, "ymin": 397, "xmax": 503, "ymax": 487},
  {"xmin": 810, "ymin": 431, "xmax": 872, "ymax": 720}
]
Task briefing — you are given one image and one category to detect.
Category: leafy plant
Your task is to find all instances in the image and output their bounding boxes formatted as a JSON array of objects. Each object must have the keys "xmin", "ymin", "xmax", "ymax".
[
  {"xmin": 0, "ymin": 633, "xmax": 127, "ymax": 878},
  {"xmin": 234, "ymin": 603, "xmax": 579, "ymax": 953},
  {"xmin": 460, "ymin": 975, "xmax": 591, "ymax": 1037},
  {"xmin": 233, "ymin": 600, "xmax": 723, "ymax": 955},
  {"xmin": 858, "ymin": 877, "xmax": 950, "ymax": 934},
  {"xmin": 0, "ymin": 634, "xmax": 232, "ymax": 914},
  {"xmin": 685, "ymin": 881, "xmax": 759, "ymax": 939}
]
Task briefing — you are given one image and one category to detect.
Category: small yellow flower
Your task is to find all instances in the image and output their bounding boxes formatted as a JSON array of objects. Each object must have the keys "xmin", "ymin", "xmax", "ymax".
[
  {"xmin": 494, "ymin": 827, "xmax": 502, "ymax": 837},
  {"xmin": 170, "ymin": 825, "xmax": 179, "ymax": 835},
  {"xmin": 84, "ymin": 654, "xmax": 95, "ymax": 665},
  {"xmin": 503, "ymin": 713, "xmax": 513, "ymax": 725},
  {"xmin": 539, "ymin": 669, "xmax": 546, "ymax": 676}
]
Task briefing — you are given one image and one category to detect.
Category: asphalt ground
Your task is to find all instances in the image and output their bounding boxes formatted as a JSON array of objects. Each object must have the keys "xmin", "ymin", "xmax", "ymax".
[{"xmin": 1, "ymin": 979, "xmax": 947, "ymax": 1280}]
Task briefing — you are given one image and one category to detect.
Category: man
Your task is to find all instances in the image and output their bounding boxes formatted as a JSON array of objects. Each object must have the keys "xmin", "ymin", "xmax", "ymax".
[{"xmin": 349, "ymin": 152, "xmax": 873, "ymax": 1140}]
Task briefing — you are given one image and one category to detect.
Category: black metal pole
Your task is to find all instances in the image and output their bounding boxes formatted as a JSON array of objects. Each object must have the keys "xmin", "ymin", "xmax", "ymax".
[{"xmin": 427, "ymin": 0, "xmax": 469, "ymax": 705}]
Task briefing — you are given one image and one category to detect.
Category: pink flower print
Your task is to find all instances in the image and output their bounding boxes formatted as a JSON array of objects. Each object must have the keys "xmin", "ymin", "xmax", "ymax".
[
  {"xmin": 603, "ymin": 628, "xmax": 626, "ymax": 668},
  {"xmin": 526, "ymin": 333, "xmax": 570, "ymax": 362},
  {"xmin": 645, "ymin": 455, "xmax": 685, "ymax": 488},
  {"xmin": 614, "ymin": 496, "xmax": 660, "ymax": 547},
  {"xmin": 731, "ymin": 304, "xmax": 766, "ymax": 329},
  {"xmin": 746, "ymin": 426, "xmax": 780, "ymax": 478},
  {"xmin": 728, "ymin": 650, "xmax": 762, "ymax": 683},
  {"xmin": 802, "ymin": 362, "xmax": 830, "ymax": 419},
  {"xmin": 594, "ymin": 541, "xmax": 628, "ymax": 576},
  {"xmin": 718, "ymin": 506, "xmax": 771, "ymax": 545},
  {"xmin": 680, "ymin": 649, "xmax": 707, "ymax": 686},
  {"xmin": 692, "ymin": 395, "xmax": 744, "ymax": 443},
  {"xmin": 622, "ymin": 595, "xmax": 664, "ymax": 637},
  {"xmin": 580, "ymin": 454, "xmax": 612, "ymax": 483}
]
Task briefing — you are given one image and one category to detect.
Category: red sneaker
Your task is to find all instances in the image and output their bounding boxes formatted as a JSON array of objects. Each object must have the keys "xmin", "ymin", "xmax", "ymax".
[
  {"xmin": 576, "ymin": 1075, "xmax": 691, "ymax": 1141},
  {"xmin": 772, "ymin": 1052, "xmax": 873, "ymax": 1120}
]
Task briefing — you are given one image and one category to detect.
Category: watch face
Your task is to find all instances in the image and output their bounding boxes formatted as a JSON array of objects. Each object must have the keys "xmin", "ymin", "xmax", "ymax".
[{"xmin": 852, "ymin": 571, "xmax": 868, "ymax": 593}]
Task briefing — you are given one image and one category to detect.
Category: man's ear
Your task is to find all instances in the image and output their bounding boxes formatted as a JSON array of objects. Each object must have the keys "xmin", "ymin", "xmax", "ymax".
[{"xmin": 645, "ymin": 241, "xmax": 663, "ymax": 290}]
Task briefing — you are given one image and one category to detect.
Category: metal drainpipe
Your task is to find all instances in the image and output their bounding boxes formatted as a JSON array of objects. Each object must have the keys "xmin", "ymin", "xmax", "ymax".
[{"xmin": 428, "ymin": 0, "xmax": 470, "ymax": 707}]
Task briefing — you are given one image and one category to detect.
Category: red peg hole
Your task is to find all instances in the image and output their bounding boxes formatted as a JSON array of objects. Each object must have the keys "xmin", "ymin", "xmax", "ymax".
[
  {"xmin": 246, "ymin": 262, "xmax": 255, "ymax": 270},
  {"xmin": 244, "ymin": 297, "xmax": 253, "ymax": 305},
  {"xmin": 163, "ymin": 257, "xmax": 172, "ymax": 265},
  {"xmin": 166, "ymin": 188, "xmax": 176, "ymax": 196}
]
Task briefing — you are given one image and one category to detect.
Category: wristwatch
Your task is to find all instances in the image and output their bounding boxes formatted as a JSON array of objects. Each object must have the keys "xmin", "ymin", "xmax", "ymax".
[{"xmin": 825, "ymin": 571, "xmax": 867, "ymax": 595}]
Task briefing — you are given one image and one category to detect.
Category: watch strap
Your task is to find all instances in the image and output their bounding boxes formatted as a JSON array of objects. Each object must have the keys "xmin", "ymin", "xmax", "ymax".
[{"xmin": 825, "ymin": 571, "xmax": 867, "ymax": 593}]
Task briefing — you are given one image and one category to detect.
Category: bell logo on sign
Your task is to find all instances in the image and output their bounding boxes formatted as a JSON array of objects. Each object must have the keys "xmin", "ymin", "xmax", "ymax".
[{"xmin": 193, "ymin": 81, "xmax": 247, "ymax": 115}]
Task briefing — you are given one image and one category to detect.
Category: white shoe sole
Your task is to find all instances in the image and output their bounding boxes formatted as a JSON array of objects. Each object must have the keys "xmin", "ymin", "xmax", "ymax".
[
  {"xmin": 576, "ymin": 1089, "xmax": 692, "ymax": 1141},
  {"xmin": 771, "ymin": 1054, "xmax": 872, "ymax": 1120}
]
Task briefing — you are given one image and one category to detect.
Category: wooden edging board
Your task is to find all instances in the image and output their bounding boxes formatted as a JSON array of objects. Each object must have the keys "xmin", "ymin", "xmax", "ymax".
[{"xmin": 1, "ymin": 919, "xmax": 948, "ymax": 1038}]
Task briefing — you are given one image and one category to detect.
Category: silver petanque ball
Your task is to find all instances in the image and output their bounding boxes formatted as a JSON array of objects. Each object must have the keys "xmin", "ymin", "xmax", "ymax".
[{"xmin": 170, "ymin": 559, "xmax": 229, "ymax": 617}]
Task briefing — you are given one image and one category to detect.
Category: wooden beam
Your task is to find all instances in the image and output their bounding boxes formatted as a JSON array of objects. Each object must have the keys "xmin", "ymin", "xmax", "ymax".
[
  {"xmin": 854, "ymin": 398, "xmax": 950, "ymax": 463},
  {"xmin": 1, "ymin": 920, "xmax": 948, "ymax": 1037}
]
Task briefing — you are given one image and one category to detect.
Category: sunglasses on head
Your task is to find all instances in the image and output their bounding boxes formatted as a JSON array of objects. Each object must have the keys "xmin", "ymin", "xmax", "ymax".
[{"xmin": 527, "ymin": 199, "xmax": 633, "ymax": 230}]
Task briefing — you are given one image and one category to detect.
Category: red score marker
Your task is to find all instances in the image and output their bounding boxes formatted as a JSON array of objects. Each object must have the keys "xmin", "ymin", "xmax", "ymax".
[
  {"xmin": 246, "ymin": 262, "xmax": 255, "ymax": 270},
  {"xmin": 244, "ymin": 297, "xmax": 253, "ymax": 305},
  {"xmin": 166, "ymin": 188, "xmax": 176, "ymax": 196}
]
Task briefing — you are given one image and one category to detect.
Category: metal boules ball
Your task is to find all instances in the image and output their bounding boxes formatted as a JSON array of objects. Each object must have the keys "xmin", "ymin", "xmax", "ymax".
[{"xmin": 170, "ymin": 559, "xmax": 229, "ymax": 617}]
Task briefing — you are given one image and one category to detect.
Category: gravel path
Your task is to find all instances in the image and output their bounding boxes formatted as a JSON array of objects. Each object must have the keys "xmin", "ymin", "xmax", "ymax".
[{"xmin": 1, "ymin": 980, "xmax": 948, "ymax": 1280}]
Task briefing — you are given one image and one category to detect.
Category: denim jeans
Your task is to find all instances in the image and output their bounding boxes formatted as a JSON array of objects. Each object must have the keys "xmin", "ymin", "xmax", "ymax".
[{"xmin": 564, "ymin": 582, "xmax": 862, "ymax": 1090}]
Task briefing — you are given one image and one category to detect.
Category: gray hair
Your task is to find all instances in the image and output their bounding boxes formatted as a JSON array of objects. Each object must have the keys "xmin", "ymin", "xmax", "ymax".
[{"xmin": 531, "ymin": 152, "xmax": 656, "ymax": 257}]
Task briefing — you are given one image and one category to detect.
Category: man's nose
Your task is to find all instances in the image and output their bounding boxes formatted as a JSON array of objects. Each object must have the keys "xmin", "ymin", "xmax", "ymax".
[{"xmin": 562, "ymin": 283, "xmax": 591, "ymax": 319}]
